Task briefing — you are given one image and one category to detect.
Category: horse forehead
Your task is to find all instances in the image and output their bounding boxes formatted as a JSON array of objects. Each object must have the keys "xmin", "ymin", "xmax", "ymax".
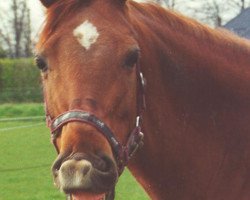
[{"xmin": 73, "ymin": 20, "xmax": 100, "ymax": 50}]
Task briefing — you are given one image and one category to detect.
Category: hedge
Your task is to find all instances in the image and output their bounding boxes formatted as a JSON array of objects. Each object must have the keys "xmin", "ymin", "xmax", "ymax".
[{"xmin": 0, "ymin": 58, "xmax": 43, "ymax": 103}]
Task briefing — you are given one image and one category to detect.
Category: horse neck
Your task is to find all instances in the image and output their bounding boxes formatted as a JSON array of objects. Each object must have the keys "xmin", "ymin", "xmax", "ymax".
[{"xmin": 127, "ymin": 3, "xmax": 250, "ymax": 199}]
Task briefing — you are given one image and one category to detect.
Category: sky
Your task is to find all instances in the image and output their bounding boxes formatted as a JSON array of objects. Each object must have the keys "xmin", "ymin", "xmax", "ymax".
[
  {"xmin": 28, "ymin": 0, "xmax": 45, "ymax": 35},
  {"xmin": 0, "ymin": 0, "xmax": 45, "ymax": 39}
]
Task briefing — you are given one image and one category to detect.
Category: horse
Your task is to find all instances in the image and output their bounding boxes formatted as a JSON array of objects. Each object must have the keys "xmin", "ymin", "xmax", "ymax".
[{"xmin": 36, "ymin": 0, "xmax": 250, "ymax": 199}]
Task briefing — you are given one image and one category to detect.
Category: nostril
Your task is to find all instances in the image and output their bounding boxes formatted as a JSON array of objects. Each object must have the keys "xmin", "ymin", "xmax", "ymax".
[
  {"xmin": 93, "ymin": 157, "xmax": 108, "ymax": 172},
  {"xmin": 76, "ymin": 160, "xmax": 92, "ymax": 176},
  {"xmin": 95, "ymin": 154, "xmax": 115, "ymax": 173},
  {"xmin": 52, "ymin": 151, "xmax": 71, "ymax": 177},
  {"xmin": 81, "ymin": 162, "xmax": 91, "ymax": 175},
  {"xmin": 68, "ymin": 153, "xmax": 112, "ymax": 173},
  {"xmin": 54, "ymin": 169, "xmax": 59, "ymax": 178}
]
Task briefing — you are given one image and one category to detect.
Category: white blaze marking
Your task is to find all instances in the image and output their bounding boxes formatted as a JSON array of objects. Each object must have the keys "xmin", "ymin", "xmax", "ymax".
[{"xmin": 73, "ymin": 20, "xmax": 100, "ymax": 50}]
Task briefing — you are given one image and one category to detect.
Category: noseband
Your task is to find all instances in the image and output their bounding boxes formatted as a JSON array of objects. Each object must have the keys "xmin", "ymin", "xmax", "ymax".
[{"xmin": 44, "ymin": 63, "xmax": 146, "ymax": 174}]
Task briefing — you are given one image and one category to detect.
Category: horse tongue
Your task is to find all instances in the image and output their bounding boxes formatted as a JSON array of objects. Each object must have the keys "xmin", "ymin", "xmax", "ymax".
[{"xmin": 72, "ymin": 192, "xmax": 106, "ymax": 200}]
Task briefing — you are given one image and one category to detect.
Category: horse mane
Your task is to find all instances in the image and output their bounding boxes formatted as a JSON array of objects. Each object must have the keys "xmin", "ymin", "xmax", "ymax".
[
  {"xmin": 129, "ymin": 1, "xmax": 250, "ymax": 52},
  {"xmin": 127, "ymin": 1, "xmax": 250, "ymax": 103}
]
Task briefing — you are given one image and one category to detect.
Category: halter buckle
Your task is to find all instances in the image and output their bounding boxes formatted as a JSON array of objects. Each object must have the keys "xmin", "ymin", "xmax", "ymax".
[
  {"xmin": 140, "ymin": 72, "xmax": 146, "ymax": 89},
  {"xmin": 136, "ymin": 116, "xmax": 141, "ymax": 127}
]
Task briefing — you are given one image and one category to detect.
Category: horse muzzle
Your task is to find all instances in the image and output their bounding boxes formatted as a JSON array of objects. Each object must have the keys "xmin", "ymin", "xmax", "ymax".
[{"xmin": 52, "ymin": 152, "xmax": 118, "ymax": 199}]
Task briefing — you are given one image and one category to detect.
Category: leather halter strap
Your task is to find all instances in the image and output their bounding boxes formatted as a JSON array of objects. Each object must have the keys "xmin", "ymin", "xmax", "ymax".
[
  {"xmin": 48, "ymin": 111, "xmax": 144, "ymax": 173},
  {"xmin": 45, "ymin": 63, "xmax": 146, "ymax": 174}
]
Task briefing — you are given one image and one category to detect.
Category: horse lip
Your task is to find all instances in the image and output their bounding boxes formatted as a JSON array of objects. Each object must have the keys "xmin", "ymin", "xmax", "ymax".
[
  {"xmin": 69, "ymin": 190, "xmax": 114, "ymax": 200},
  {"xmin": 69, "ymin": 190, "xmax": 113, "ymax": 200},
  {"xmin": 52, "ymin": 152, "xmax": 118, "ymax": 195},
  {"xmin": 105, "ymin": 188, "xmax": 115, "ymax": 200},
  {"xmin": 71, "ymin": 192, "xmax": 106, "ymax": 200}
]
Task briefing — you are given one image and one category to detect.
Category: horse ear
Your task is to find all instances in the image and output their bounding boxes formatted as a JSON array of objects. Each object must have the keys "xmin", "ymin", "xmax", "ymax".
[{"xmin": 39, "ymin": 0, "xmax": 57, "ymax": 8}]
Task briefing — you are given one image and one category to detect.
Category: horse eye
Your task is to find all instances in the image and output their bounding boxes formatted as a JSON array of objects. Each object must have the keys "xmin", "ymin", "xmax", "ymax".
[
  {"xmin": 124, "ymin": 49, "xmax": 140, "ymax": 69},
  {"xmin": 35, "ymin": 56, "xmax": 48, "ymax": 72}
]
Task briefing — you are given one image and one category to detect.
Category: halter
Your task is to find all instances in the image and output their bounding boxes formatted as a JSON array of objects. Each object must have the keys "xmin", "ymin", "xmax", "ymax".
[{"xmin": 44, "ymin": 62, "xmax": 146, "ymax": 174}]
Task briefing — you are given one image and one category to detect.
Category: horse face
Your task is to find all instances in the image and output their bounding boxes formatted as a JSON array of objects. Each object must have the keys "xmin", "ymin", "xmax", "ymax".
[{"xmin": 36, "ymin": 0, "xmax": 139, "ymax": 198}]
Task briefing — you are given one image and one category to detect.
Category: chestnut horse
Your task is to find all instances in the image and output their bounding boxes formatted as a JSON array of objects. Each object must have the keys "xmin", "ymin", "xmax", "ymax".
[{"xmin": 36, "ymin": 0, "xmax": 250, "ymax": 199}]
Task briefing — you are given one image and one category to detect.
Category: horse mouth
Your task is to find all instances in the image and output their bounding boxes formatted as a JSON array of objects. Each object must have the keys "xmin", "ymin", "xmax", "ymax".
[
  {"xmin": 71, "ymin": 192, "xmax": 106, "ymax": 200},
  {"xmin": 52, "ymin": 153, "xmax": 117, "ymax": 200},
  {"xmin": 70, "ymin": 189, "xmax": 115, "ymax": 200},
  {"xmin": 71, "ymin": 189, "xmax": 116, "ymax": 200}
]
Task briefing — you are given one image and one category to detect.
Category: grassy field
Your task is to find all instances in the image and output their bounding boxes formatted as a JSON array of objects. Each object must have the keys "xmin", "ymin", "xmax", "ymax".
[{"xmin": 0, "ymin": 104, "xmax": 149, "ymax": 200}]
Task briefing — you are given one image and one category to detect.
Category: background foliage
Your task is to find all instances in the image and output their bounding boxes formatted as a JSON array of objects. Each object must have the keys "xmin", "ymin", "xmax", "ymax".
[{"xmin": 0, "ymin": 58, "xmax": 42, "ymax": 103}]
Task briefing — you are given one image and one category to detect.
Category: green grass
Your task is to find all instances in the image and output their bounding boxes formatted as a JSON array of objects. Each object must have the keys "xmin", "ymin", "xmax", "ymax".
[
  {"xmin": 0, "ymin": 104, "xmax": 149, "ymax": 200},
  {"xmin": 0, "ymin": 103, "xmax": 44, "ymax": 118}
]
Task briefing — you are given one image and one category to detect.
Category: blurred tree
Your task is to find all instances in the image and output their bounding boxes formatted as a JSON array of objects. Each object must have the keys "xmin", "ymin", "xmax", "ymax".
[
  {"xmin": 235, "ymin": 0, "xmax": 249, "ymax": 11},
  {"xmin": 0, "ymin": 0, "xmax": 32, "ymax": 58},
  {"xmin": 154, "ymin": 0, "xmax": 250, "ymax": 27},
  {"xmin": 192, "ymin": 0, "xmax": 224, "ymax": 27},
  {"xmin": 155, "ymin": 0, "xmax": 177, "ymax": 9},
  {"xmin": 193, "ymin": 0, "xmax": 250, "ymax": 27},
  {"xmin": 0, "ymin": 46, "xmax": 7, "ymax": 58}
]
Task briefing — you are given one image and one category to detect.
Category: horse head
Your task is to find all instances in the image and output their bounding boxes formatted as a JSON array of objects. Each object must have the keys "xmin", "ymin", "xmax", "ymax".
[{"xmin": 36, "ymin": 0, "xmax": 144, "ymax": 199}]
